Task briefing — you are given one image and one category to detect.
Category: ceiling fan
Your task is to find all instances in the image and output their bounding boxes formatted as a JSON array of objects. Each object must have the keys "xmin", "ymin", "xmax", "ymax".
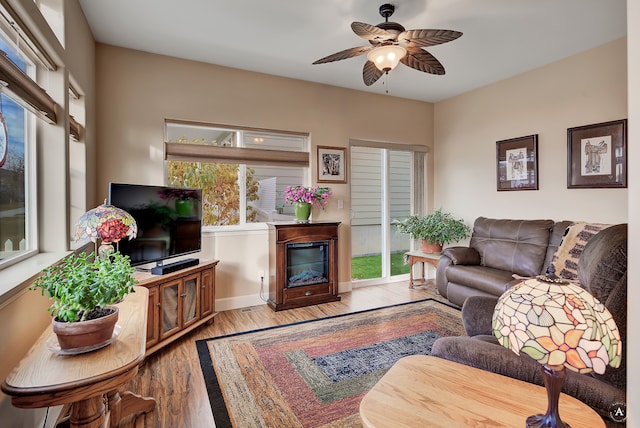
[{"xmin": 312, "ymin": 3, "xmax": 462, "ymax": 86}]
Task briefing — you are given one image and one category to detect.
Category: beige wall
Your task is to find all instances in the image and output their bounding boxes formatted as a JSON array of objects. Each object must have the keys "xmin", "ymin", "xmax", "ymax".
[
  {"xmin": 94, "ymin": 44, "xmax": 434, "ymax": 308},
  {"xmin": 96, "ymin": 39, "xmax": 629, "ymax": 309},
  {"xmin": 434, "ymin": 38, "xmax": 628, "ymax": 226}
]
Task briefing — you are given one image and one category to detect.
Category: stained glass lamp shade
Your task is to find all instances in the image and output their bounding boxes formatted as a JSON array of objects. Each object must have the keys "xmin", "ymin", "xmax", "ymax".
[
  {"xmin": 492, "ymin": 277, "xmax": 621, "ymax": 428},
  {"xmin": 73, "ymin": 201, "xmax": 137, "ymax": 255}
]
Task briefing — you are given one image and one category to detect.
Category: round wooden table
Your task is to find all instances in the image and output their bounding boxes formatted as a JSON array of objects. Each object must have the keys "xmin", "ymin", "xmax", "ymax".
[{"xmin": 360, "ymin": 355, "xmax": 605, "ymax": 427}]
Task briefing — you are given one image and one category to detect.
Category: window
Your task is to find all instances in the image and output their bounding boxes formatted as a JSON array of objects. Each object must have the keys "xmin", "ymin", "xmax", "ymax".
[
  {"xmin": 69, "ymin": 82, "xmax": 86, "ymax": 249},
  {"xmin": 165, "ymin": 121, "xmax": 310, "ymax": 226},
  {"xmin": 34, "ymin": 0, "xmax": 65, "ymax": 47},
  {"xmin": 0, "ymin": 36, "xmax": 37, "ymax": 266}
]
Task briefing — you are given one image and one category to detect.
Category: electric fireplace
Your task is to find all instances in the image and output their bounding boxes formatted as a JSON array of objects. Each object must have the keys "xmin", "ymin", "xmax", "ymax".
[
  {"xmin": 287, "ymin": 241, "xmax": 329, "ymax": 288},
  {"xmin": 268, "ymin": 222, "xmax": 341, "ymax": 311}
]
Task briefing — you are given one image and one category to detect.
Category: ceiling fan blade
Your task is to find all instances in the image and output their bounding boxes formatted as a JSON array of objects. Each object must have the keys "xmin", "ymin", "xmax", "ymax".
[
  {"xmin": 351, "ymin": 22, "xmax": 396, "ymax": 43},
  {"xmin": 397, "ymin": 29, "xmax": 463, "ymax": 48},
  {"xmin": 401, "ymin": 47, "xmax": 446, "ymax": 75},
  {"xmin": 363, "ymin": 61, "xmax": 383, "ymax": 86},
  {"xmin": 312, "ymin": 46, "xmax": 372, "ymax": 64}
]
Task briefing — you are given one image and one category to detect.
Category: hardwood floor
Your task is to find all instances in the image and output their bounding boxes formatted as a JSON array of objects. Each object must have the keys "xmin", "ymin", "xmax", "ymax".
[{"xmin": 123, "ymin": 280, "xmax": 447, "ymax": 428}]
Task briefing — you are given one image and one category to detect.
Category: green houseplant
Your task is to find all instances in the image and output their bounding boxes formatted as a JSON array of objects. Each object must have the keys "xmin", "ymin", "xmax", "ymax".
[
  {"xmin": 30, "ymin": 250, "xmax": 137, "ymax": 351},
  {"xmin": 396, "ymin": 208, "xmax": 471, "ymax": 253}
]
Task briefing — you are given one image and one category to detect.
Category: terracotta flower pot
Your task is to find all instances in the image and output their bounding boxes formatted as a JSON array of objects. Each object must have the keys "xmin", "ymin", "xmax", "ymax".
[
  {"xmin": 421, "ymin": 240, "xmax": 443, "ymax": 254},
  {"xmin": 52, "ymin": 306, "xmax": 119, "ymax": 351}
]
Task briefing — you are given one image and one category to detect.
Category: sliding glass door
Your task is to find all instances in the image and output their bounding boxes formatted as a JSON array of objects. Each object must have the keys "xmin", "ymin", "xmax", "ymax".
[{"xmin": 350, "ymin": 145, "xmax": 415, "ymax": 284}]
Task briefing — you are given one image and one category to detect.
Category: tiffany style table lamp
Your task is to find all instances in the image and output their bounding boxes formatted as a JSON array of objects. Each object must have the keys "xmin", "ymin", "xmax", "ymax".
[
  {"xmin": 492, "ymin": 276, "xmax": 622, "ymax": 428},
  {"xmin": 73, "ymin": 200, "xmax": 137, "ymax": 256}
]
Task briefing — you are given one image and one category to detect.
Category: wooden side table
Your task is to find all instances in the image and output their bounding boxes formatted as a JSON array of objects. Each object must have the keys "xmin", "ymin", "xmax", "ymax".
[
  {"xmin": 2, "ymin": 286, "xmax": 155, "ymax": 428},
  {"xmin": 360, "ymin": 355, "xmax": 605, "ymax": 428},
  {"xmin": 405, "ymin": 251, "xmax": 441, "ymax": 288}
]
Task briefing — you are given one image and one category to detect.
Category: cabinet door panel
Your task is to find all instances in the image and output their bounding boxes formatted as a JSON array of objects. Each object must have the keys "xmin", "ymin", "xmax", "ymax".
[
  {"xmin": 146, "ymin": 286, "xmax": 160, "ymax": 347},
  {"xmin": 182, "ymin": 273, "xmax": 200, "ymax": 329},
  {"xmin": 160, "ymin": 280, "xmax": 181, "ymax": 339},
  {"xmin": 200, "ymin": 268, "xmax": 214, "ymax": 317}
]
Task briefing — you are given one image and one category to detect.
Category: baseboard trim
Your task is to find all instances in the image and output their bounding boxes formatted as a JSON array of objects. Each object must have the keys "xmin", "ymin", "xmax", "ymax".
[
  {"xmin": 215, "ymin": 281, "xmax": 362, "ymax": 311},
  {"xmin": 215, "ymin": 294, "xmax": 267, "ymax": 312},
  {"xmin": 216, "ymin": 281, "xmax": 354, "ymax": 312}
]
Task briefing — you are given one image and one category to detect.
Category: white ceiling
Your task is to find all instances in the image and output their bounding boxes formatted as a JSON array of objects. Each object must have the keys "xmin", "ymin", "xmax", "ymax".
[{"xmin": 78, "ymin": 0, "xmax": 627, "ymax": 103}]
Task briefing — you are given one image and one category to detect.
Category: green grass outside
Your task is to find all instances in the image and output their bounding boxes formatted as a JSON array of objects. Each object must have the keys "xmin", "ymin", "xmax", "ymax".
[{"xmin": 351, "ymin": 252, "xmax": 410, "ymax": 279}]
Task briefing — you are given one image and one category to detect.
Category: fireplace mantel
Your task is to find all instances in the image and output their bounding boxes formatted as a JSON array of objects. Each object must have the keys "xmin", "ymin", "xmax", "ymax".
[{"xmin": 267, "ymin": 222, "xmax": 341, "ymax": 311}]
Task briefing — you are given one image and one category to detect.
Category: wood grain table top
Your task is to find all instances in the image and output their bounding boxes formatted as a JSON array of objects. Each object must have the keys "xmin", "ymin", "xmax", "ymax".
[
  {"xmin": 2, "ymin": 286, "xmax": 148, "ymax": 398},
  {"xmin": 404, "ymin": 251, "xmax": 442, "ymax": 261},
  {"xmin": 359, "ymin": 355, "xmax": 605, "ymax": 428}
]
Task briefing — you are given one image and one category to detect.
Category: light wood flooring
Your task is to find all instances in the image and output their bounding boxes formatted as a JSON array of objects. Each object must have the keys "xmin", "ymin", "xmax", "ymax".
[{"xmin": 122, "ymin": 280, "xmax": 447, "ymax": 427}]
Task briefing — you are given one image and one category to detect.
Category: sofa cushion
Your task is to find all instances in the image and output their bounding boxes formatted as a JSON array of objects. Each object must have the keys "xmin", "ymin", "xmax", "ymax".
[
  {"xmin": 445, "ymin": 265, "xmax": 517, "ymax": 296},
  {"xmin": 577, "ymin": 223, "xmax": 627, "ymax": 300},
  {"xmin": 550, "ymin": 221, "xmax": 612, "ymax": 280},
  {"xmin": 469, "ymin": 217, "xmax": 554, "ymax": 277},
  {"xmin": 577, "ymin": 224, "xmax": 627, "ymax": 391},
  {"xmin": 441, "ymin": 246, "xmax": 481, "ymax": 265}
]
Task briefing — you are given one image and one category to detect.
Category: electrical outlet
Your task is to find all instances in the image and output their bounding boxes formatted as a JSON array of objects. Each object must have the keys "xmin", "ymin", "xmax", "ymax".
[{"xmin": 258, "ymin": 270, "xmax": 265, "ymax": 280}]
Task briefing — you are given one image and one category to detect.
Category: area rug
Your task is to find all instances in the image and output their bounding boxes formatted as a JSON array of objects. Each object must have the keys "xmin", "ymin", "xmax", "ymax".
[{"xmin": 196, "ymin": 299, "xmax": 463, "ymax": 428}]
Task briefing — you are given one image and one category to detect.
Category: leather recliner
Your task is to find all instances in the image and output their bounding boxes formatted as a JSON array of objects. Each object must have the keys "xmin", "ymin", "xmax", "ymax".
[{"xmin": 432, "ymin": 224, "xmax": 627, "ymax": 426}]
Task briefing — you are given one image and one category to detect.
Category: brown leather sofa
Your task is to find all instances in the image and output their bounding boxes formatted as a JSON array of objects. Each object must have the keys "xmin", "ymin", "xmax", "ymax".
[
  {"xmin": 432, "ymin": 223, "xmax": 627, "ymax": 426},
  {"xmin": 436, "ymin": 217, "xmax": 572, "ymax": 307}
]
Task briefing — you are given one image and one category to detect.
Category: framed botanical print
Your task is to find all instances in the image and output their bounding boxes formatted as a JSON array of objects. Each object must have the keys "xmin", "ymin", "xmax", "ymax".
[
  {"xmin": 317, "ymin": 146, "xmax": 347, "ymax": 183},
  {"xmin": 567, "ymin": 119, "xmax": 627, "ymax": 188},
  {"xmin": 496, "ymin": 134, "xmax": 538, "ymax": 191}
]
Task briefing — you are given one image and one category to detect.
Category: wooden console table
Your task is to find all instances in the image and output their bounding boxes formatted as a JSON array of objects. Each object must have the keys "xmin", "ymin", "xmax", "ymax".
[
  {"xmin": 360, "ymin": 355, "xmax": 605, "ymax": 427},
  {"xmin": 405, "ymin": 251, "xmax": 441, "ymax": 288},
  {"xmin": 2, "ymin": 286, "xmax": 155, "ymax": 428}
]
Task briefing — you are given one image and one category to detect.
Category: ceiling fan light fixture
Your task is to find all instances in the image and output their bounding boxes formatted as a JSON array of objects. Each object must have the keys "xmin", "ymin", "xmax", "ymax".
[{"xmin": 367, "ymin": 45, "xmax": 406, "ymax": 72}]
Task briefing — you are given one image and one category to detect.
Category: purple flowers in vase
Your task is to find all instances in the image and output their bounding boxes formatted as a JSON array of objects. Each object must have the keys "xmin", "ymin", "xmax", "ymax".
[{"xmin": 284, "ymin": 185, "xmax": 332, "ymax": 209}]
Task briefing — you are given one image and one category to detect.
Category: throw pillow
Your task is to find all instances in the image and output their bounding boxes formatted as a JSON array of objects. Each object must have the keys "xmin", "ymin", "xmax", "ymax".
[{"xmin": 549, "ymin": 222, "xmax": 612, "ymax": 281}]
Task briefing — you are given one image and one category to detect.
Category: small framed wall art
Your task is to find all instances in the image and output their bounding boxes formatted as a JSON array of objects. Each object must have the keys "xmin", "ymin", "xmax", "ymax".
[
  {"xmin": 496, "ymin": 134, "xmax": 539, "ymax": 191},
  {"xmin": 567, "ymin": 119, "xmax": 627, "ymax": 188},
  {"xmin": 317, "ymin": 146, "xmax": 347, "ymax": 183}
]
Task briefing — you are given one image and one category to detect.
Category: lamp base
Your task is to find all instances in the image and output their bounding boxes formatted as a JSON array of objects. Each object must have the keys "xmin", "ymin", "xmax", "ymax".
[
  {"xmin": 526, "ymin": 414, "xmax": 571, "ymax": 428},
  {"xmin": 526, "ymin": 365, "xmax": 570, "ymax": 428}
]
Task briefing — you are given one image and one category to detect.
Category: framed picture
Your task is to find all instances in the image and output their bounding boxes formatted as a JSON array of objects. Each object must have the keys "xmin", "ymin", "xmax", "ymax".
[
  {"xmin": 317, "ymin": 146, "xmax": 347, "ymax": 183},
  {"xmin": 496, "ymin": 134, "xmax": 538, "ymax": 191},
  {"xmin": 567, "ymin": 119, "xmax": 627, "ymax": 188}
]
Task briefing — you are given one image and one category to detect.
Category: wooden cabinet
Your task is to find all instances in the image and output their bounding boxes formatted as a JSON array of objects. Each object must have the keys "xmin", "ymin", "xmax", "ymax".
[
  {"xmin": 135, "ymin": 259, "xmax": 218, "ymax": 355},
  {"xmin": 268, "ymin": 222, "xmax": 340, "ymax": 311}
]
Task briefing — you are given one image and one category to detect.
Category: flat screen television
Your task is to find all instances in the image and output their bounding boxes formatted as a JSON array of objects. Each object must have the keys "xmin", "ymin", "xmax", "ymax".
[{"xmin": 108, "ymin": 183, "xmax": 202, "ymax": 267}]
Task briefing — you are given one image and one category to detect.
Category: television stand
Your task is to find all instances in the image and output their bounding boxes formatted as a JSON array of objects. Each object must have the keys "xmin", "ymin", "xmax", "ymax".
[
  {"xmin": 135, "ymin": 259, "xmax": 218, "ymax": 355},
  {"xmin": 151, "ymin": 257, "xmax": 199, "ymax": 275}
]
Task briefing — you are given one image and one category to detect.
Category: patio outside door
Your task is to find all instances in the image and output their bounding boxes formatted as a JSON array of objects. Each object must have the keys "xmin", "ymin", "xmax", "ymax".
[{"xmin": 350, "ymin": 146, "xmax": 413, "ymax": 285}]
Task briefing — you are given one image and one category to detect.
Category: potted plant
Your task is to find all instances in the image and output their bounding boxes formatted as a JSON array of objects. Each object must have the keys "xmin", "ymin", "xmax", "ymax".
[
  {"xmin": 284, "ymin": 184, "xmax": 332, "ymax": 222},
  {"xmin": 396, "ymin": 208, "xmax": 471, "ymax": 253},
  {"xmin": 30, "ymin": 249, "xmax": 137, "ymax": 352}
]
